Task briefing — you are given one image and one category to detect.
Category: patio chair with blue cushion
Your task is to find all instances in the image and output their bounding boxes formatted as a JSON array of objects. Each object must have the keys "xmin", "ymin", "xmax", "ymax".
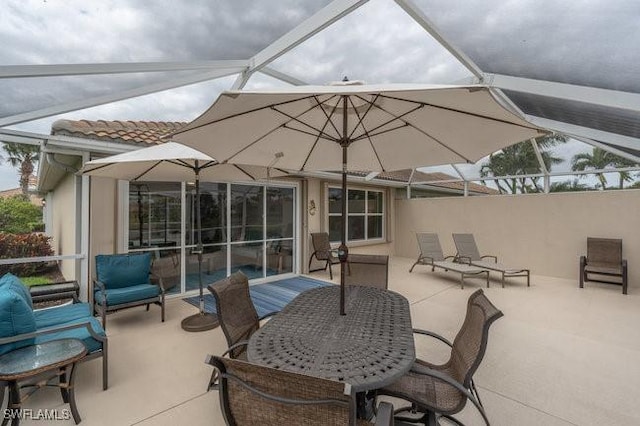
[{"xmin": 94, "ymin": 253, "xmax": 166, "ymax": 330}]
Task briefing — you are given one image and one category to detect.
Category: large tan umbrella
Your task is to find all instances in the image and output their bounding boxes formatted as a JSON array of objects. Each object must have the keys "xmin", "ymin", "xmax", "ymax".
[
  {"xmin": 80, "ymin": 141, "xmax": 287, "ymax": 331},
  {"xmin": 172, "ymin": 81, "xmax": 547, "ymax": 314}
]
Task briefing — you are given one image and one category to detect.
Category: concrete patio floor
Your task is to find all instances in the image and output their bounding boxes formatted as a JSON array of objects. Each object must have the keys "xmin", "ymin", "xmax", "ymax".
[{"xmin": 11, "ymin": 256, "xmax": 640, "ymax": 425}]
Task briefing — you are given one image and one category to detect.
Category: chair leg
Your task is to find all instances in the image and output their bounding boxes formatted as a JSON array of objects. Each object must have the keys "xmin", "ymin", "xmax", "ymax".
[
  {"xmin": 327, "ymin": 260, "xmax": 333, "ymax": 280},
  {"xmin": 146, "ymin": 304, "xmax": 150, "ymax": 311},
  {"xmin": 161, "ymin": 295, "xmax": 165, "ymax": 322},
  {"xmin": 622, "ymin": 262, "xmax": 628, "ymax": 295},
  {"xmin": 579, "ymin": 256, "xmax": 586, "ymax": 288},
  {"xmin": 103, "ymin": 346, "xmax": 109, "ymax": 391},
  {"xmin": 460, "ymin": 274, "xmax": 464, "ymax": 289},
  {"xmin": 501, "ymin": 272, "xmax": 506, "ymax": 288},
  {"xmin": 409, "ymin": 260, "xmax": 419, "ymax": 273}
]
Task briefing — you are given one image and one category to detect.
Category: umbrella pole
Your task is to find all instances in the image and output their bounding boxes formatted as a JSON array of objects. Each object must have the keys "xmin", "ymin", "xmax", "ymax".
[
  {"xmin": 182, "ymin": 162, "xmax": 218, "ymax": 332},
  {"xmin": 338, "ymin": 96, "xmax": 349, "ymax": 316}
]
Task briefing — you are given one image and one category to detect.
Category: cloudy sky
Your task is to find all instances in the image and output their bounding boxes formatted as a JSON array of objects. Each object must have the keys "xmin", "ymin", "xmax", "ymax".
[{"xmin": 0, "ymin": 0, "xmax": 635, "ymax": 190}]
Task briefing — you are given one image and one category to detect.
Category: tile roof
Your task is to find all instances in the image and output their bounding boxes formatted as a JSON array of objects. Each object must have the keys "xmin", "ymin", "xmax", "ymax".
[
  {"xmin": 51, "ymin": 119, "xmax": 187, "ymax": 146},
  {"xmin": 349, "ymin": 170, "xmax": 497, "ymax": 195}
]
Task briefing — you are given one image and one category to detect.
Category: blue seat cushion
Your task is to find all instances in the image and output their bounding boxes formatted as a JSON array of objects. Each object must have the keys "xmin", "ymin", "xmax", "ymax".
[
  {"xmin": 0, "ymin": 273, "xmax": 33, "ymax": 309},
  {"xmin": 34, "ymin": 303, "xmax": 92, "ymax": 329},
  {"xmin": 36, "ymin": 316, "xmax": 106, "ymax": 354},
  {"xmin": 94, "ymin": 284, "xmax": 160, "ymax": 306},
  {"xmin": 0, "ymin": 287, "xmax": 37, "ymax": 356},
  {"xmin": 95, "ymin": 253, "xmax": 152, "ymax": 290}
]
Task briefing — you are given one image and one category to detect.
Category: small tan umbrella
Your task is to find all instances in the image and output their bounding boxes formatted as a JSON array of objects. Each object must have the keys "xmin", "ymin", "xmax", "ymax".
[{"xmin": 80, "ymin": 141, "xmax": 287, "ymax": 331}]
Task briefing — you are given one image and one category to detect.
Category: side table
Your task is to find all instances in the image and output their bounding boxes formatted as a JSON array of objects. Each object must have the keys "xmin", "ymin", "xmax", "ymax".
[{"xmin": 0, "ymin": 339, "xmax": 87, "ymax": 425}]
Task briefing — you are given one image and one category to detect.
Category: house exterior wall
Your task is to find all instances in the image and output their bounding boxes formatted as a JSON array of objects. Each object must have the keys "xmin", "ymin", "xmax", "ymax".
[
  {"xmin": 49, "ymin": 172, "xmax": 77, "ymax": 280},
  {"xmin": 394, "ymin": 190, "xmax": 640, "ymax": 288},
  {"xmin": 89, "ymin": 177, "xmax": 119, "ymax": 283}
]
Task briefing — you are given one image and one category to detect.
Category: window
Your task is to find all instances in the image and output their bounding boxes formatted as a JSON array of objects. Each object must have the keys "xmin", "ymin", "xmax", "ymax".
[{"xmin": 328, "ymin": 187, "xmax": 384, "ymax": 243}]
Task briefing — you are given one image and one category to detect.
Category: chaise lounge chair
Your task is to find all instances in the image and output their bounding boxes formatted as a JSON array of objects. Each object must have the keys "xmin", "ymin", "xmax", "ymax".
[
  {"xmin": 410, "ymin": 233, "xmax": 489, "ymax": 289},
  {"xmin": 452, "ymin": 233, "xmax": 530, "ymax": 287}
]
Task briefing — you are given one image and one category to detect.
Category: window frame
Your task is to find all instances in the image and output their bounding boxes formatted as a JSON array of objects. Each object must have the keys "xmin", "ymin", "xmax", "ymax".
[{"xmin": 327, "ymin": 185, "xmax": 385, "ymax": 244}]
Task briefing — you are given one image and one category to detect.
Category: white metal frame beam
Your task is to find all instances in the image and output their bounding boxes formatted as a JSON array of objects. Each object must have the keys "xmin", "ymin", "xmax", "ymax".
[
  {"xmin": 526, "ymin": 115, "xmax": 640, "ymax": 154},
  {"xmin": 394, "ymin": 0, "xmax": 484, "ymax": 80},
  {"xmin": 259, "ymin": 67, "xmax": 308, "ymax": 86},
  {"xmin": 0, "ymin": 60, "xmax": 248, "ymax": 79},
  {"xmin": 0, "ymin": 67, "xmax": 245, "ymax": 127},
  {"xmin": 249, "ymin": 0, "xmax": 369, "ymax": 74},
  {"xmin": 487, "ymin": 73, "xmax": 640, "ymax": 112}
]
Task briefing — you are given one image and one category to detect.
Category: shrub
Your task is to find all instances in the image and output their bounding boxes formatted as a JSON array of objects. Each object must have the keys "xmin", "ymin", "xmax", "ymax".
[
  {"xmin": 0, "ymin": 233, "xmax": 55, "ymax": 276},
  {"xmin": 0, "ymin": 195, "xmax": 43, "ymax": 233}
]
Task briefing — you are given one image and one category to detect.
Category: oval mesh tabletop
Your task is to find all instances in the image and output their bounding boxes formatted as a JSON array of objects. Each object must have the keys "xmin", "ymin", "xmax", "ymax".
[{"xmin": 248, "ymin": 285, "xmax": 415, "ymax": 392}]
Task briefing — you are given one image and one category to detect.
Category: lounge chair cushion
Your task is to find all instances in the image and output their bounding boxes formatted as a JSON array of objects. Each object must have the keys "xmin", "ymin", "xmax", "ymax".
[
  {"xmin": 95, "ymin": 252, "xmax": 152, "ymax": 290},
  {"xmin": 0, "ymin": 287, "xmax": 37, "ymax": 355},
  {"xmin": 34, "ymin": 302, "xmax": 92, "ymax": 329},
  {"xmin": 36, "ymin": 315, "xmax": 106, "ymax": 353},
  {"xmin": 95, "ymin": 283, "xmax": 160, "ymax": 306},
  {"xmin": 0, "ymin": 273, "xmax": 33, "ymax": 309},
  {"xmin": 434, "ymin": 261, "xmax": 485, "ymax": 274}
]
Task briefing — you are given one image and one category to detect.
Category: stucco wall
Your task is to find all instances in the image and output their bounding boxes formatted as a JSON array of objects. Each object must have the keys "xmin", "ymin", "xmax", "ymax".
[
  {"xmin": 89, "ymin": 177, "xmax": 119, "ymax": 281},
  {"xmin": 50, "ymin": 173, "xmax": 77, "ymax": 280},
  {"xmin": 394, "ymin": 190, "xmax": 640, "ymax": 289}
]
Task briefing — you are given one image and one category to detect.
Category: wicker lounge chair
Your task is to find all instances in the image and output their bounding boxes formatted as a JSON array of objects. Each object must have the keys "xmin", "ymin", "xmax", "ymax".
[
  {"xmin": 206, "ymin": 271, "xmax": 276, "ymax": 390},
  {"xmin": 206, "ymin": 355, "xmax": 394, "ymax": 426},
  {"xmin": 410, "ymin": 233, "xmax": 489, "ymax": 289},
  {"xmin": 580, "ymin": 237, "xmax": 628, "ymax": 294},
  {"xmin": 379, "ymin": 289, "xmax": 503, "ymax": 426},
  {"xmin": 452, "ymin": 233, "xmax": 530, "ymax": 288},
  {"xmin": 309, "ymin": 232, "xmax": 341, "ymax": 279},
  {"xmin": 345, "ymin": 254, "xmax": 389, "ymax": 290}
]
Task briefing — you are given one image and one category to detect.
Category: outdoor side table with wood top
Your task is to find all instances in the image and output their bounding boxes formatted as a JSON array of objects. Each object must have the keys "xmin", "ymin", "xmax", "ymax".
[{"xmin": 0, "ymin": 338, "xmax": 86, "ymax": 425}]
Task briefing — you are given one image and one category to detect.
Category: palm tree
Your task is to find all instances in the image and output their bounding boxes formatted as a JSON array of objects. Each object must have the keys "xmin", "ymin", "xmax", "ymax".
[
  {"xmin": 480, "ymin": 134, "xmax": 566, "ymax": 194},
  {"xmin": 1, "ymin": 142, "xmax": 40, "ymax": 196},
  {"xmin": 549, "ymin": 179, "xmax": 590, "ymax": 193},
  {"xmin": 571, "ymin": 148, "xmax": 638, "ymax": 190}
]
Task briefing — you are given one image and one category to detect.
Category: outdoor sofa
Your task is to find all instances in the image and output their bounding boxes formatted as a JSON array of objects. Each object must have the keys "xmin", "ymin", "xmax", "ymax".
[{"xmin": 0, "ymin": 273, "xmax": 108, "ymax": 390}]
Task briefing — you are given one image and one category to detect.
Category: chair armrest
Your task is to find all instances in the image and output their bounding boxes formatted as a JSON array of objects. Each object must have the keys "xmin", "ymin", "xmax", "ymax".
[
  {"xmin": 443, "ymin": 255, "xmax": 457, "ymax": 261},
  {"xmin": 419, "ymin": 256, "xmax": 436, "ymax": 265},
  {"xmin": 258, "ymin": 311, "xmax": 278, "ymax": 322},
  {"xmin": 374, "ymin": 401, "xmax": 394, "ymax": 426},
  {"xmin": 0, "ymin": 320, "xmax": 106, "ymax": 346},
  {"xmin": 413, "ymin": 328, "xmax": 453, "ymax": 348},
  {"xmin": 93, "ymin": 279, "xmax": 106, "ymax": 293},
  {"xmin": 220, "ymin": 340, "xmax": 250, "ymax": 358},
  {"xmin": 149, "ymin": 274, "xmax": 167, "ymax": 294},
  {"xmin": 481, "ymin": 255, "xmax": 498, "ymax": 262},
  {"xmin": 409, "ymin": 366, "xmax": 490, "ymax": 425},
  {"xmin": 454, "ymin": 255, "xmax": 471, "ymax": 265}
]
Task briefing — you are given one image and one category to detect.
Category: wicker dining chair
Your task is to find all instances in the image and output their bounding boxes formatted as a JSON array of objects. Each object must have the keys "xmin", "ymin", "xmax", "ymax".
[
  {"xmin": 379, "ymin": 289, "xmax": 503, "ymax": 426},
  {"xmin": 206, "ymin": 271, "xmax": 275, "ymax": 391},
  {"xmin": 206, "ymin": 355, "xmax": 394, "ymax": 426},
  {"xmin": 345, "ymin": 254, "xmax": 389, "ymax": 290},
  {"xmin": 309, "ymin": 232, "xmax": 341, "ymax": 279}
]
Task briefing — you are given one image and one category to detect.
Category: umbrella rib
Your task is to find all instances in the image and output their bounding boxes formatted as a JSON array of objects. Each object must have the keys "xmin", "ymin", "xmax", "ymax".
[
  {"xmin": 346, "ymin": 95, "xmax": 386, "ymax": 171},
  {"xmin": 311, "ymin": 95, "xmax": 341, "ymax": 137},
  {"xmin": 376, "ymin": 93, "xmax": 543, "ymax": 132},
  {"xmin": 300, "ymin": 95, "xmax": 342, "ymax": 171},
  {"xmin": 271, "ymin": 106, "xmax": 339, "ymax": 142},
  {"xmin": 365, "ymin": 100, "xmax": 474, "ymax": 163},
  {"xmin": 171, "ymin": 94, "xmax": 323, "ymax": 135},
  {"xmin": 132, "ymin": 160, "xmax": 166, "ymax": 181},
  {"xmin": 81, "ymin": 163, "xmax": 112, "ymax": 174}
]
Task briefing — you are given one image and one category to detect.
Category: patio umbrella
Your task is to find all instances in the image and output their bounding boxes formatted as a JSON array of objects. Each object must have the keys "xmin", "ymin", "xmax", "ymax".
[
  {"xmin": 171, "ymin": 81, "xmax": 547, "ymax": 315},
  {"xmin": 80, "ymin": 141, "xmax": 287, "ymax": 331}
]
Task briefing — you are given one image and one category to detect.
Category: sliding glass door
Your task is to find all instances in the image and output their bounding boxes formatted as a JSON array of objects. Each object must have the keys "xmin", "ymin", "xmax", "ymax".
[{"xmin": 127, "ymin": 181, "xmax": 296, "ymax": 294}]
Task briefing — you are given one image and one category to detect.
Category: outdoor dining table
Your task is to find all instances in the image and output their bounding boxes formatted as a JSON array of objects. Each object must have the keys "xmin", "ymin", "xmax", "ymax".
[{"xmin": 247, "ymin": 285, "xmax": 415, "ymax": 394}]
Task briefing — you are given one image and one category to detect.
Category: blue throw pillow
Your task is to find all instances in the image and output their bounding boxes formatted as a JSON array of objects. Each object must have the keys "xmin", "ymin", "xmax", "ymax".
[
  {"xmin": 0, "ymin": 287, "xmax": 37, "ymax": 356},
  {"xmin": 95, "ymin": 253, "xmax": 152, "ymax": 290},
  {"xmin": 0, "ymin": 272, "xmax": 33, "ymax": 309}
]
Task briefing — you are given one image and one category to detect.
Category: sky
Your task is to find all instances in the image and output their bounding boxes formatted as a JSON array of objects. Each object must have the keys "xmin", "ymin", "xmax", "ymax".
[{"xmin": 0, "ymin": 0, "xmax": 636, "ymax": 190}]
